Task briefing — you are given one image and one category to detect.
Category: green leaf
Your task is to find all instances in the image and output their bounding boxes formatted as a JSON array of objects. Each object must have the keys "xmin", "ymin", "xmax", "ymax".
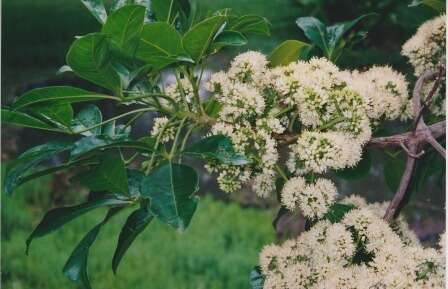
[
  {"xmin": 66, "ymin": 33, "xmax": 122, "ymax": 93},
  {"xmin": 182, "ymin": 15, "xmax": 226, "ymax": 62},
  {"xmin": 102, "ymin": 5, "xmax": 145, "ymax": 56},
  {"xmin": 63, "ymin": 208, "xmax": 121, "ymax": 289},
  {"xmin": 110, "ymin": 0, "xmax": 154, "ymax": 23},
  {"xmin": 1, "ymin": 108, "xmax": 64, "ymax": 132},
  {"xmin": 409, "ymin": 0, "xmax": 446, "ymax": 12},
  {"xmin": 384, "ymin": 154, "xmax": 406, "ymax": 192},
  {"xmin": 112, "ymin": 207, "xmax": 153, "ymax": 273},
  {"xmin": 211, "ymin": 31, "xmax": 248, "ymax": 52},
  {"xmin": 136, "ymin": 22, "xmax": 192, "ymax": 69},
  {"xmin": 75, "ymin": 152, "xmax": 129, "ymax": 195},
  {"xmin": 70, "ymin": 136, "xmax": 154, "ymax": 159},
  {"xmin": 26, "ymin": 196, "xmax": 130, "ymax": 253},
  {"xmin": 296, "ymin": 17, "xmax": 329, "ymax": 56},
  {"xmin": 296, "ymin": 15, "xmax": 372, "ymax": 60},
  {"xmin": 183, "ymin": 135, "xmax": 250, "ymax": 165},
  {"xmin": 151, "ymin": 0, "xmax": 180, "ymax": 22},
  {"xmin": 326, "ymin": 14, "xmax": 372, "ymax": 54},
  {"xmin": 142, "ymin": 163, "xmax": 199, "ymax": 230},
  {"xmin": 268, "ymin": 40, "xmax": 311, "ymax": 67},
  {"xmin": 249, "ymin": 266, "xmax": 265, "ymax": 289},
  {"xmin": 335, "ymin": 150, "xmax": 372, "ymax": 180},
  {"xmin": 127, "ymin": 169, "xmax": 145, "ymax": 197},
  {"xmin": 71, "ymin": 104, "xmax": 103, "ymax": 136},
  {"xmin": 3, "ymin": 141, "xmax": 73, "ymax": 195},
  {"xmin": 10, "ymin": 86, "xmax": 118, "ymax": 111},
  {"xmin": 229, "ymin": 15, "xmax": 270, "ymax": 35},
  {"xmin": 322, "ymin": 203, "xmax": 356, "ymax": 223},
  {"xmin": 81, "ymin": 0, "xmax": 107, "ymax": 24},
  {"xmin": 33, "ymin": 103, "xmax": 74, "ymax": 129}
]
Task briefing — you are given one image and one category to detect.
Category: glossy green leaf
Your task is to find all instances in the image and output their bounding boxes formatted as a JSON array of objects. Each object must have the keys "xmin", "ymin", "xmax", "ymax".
[
  {"xmin": 67, "ymin": 33, "xmax": 122, "ymax": 93},
  {"xmin": 229, "ymin": 15, "xmax": 270, "ymax": 35},
  {"xmin": 249, "ymin": 266, "xmax": 265, "ymax": 289},
  {"xmin": 33, "ymin": 103, "xmax": 74, "ymax": 129},
  {"xmin": 3, "ymin": 141, "xmax": 73, "ymax": 195},
  {"xmin": 71, "ymin": 104, "xmax": 103, "ymax": 136},
  {"xmin": 409, "ymin": 0, "xmax": 446, "ymax": 12},
  {"xmin": 136, "ymin": 22, "xmax": 192, "ymax": 69},
  {"xmin": 127, "ymin": 169, "xmax": 145, "ymax": 197},
  {"xmin": 296, "ymin": 17, "xmax": 329, "ymax": 56},
  {"xmin": 296, "ymin": 15, "xmax": 372, "ymax": 60},
  {"xmin": 183, "ymin": 135, "xmax": 249, "ymax": 165},
  {"xmin": 11, "ymin": 86, "xmax": 118, "ymax": 111},
  {"xmin": 335, "ymin": 150, "xmax": 372, "ymax": 180},
  {"xmin": 211, "ymin": 31, "xmax": 248, "ymax": 52},
  {"xmin": 81, "ymin": 0, "xmax": 107, "ymax": 24},
  {"xmin": 102, "ymin": 5, "xmax": 145, "ymax": 56},
  {"xmin": 75, "ymin": 152, "xmax": 129, "ymax": 195},
  {"xmin": 182, "ymin": 15, "xmax": 226, "ymax": 62},
  {"xmin": 112, "ymin": 207, "xmax": 153, "ymax": 273},
  {"xmin": 322, "ymin": 203, "xmax": 356, "ymax": 223},
  {"xmin": 1, "ymin": 108, "xmax": 64, "ymax": 132},
  {"xmin": 26, "ymin": 196, "xmax": 130, "ymax": 253},
  {"xmin": 142, "ymin": 163, "xmax": 199, "ymax": 230},
  {"xmin": 326, "ymin": 14, "xmax": 372, "ymax": 54},
  {"xmin": 63, "ymin": 208, "xmax": 121, "ymax": 289},
  {"xmin": 70, "ymin": 136, "xmax": 154, "ymax": 159},
  {"xmin": 268, "ymin": 40, "xmax": 311, "ymax": 67},
  {"xmin": 151, "ymin": 0, "xmax": 190, "ymax": 29}
]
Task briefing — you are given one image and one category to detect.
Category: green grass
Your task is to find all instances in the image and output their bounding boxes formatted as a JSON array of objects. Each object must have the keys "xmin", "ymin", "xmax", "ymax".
[{"xmin": 1, "ymin": 177, "xmax": 275, "ymax": 289}]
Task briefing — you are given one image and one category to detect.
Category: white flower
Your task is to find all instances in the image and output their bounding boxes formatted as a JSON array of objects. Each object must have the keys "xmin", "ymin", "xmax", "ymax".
[
  {"xmin": 150, "ymin": 117, "xmax": 175, "ymax": 143},
  {"xmin": 165, "ymin": 78, "xmax": 195, "ymax": 104},
  {"xmin": 260, "ymin": 196, "xmax": 445, "ymax": 289},
  {"xmin": 298, "ymin": 178, "xmax": 337, "ymax": 218},
  {"xmin": 280, "ymin": 176, "xmax": 307, "ymax": 210},
  {"xmin": 347, "ymin": 66, "xmax": 412, "ymax": 121},
  {"xmin": 402, "ymin": 15, "xmax": 446, "ymax": 76},
  {"xmin": 228, "ymin": 51, "xmax": 268, "ymax": 85},
  {"xmin": 289, "ymin": 131, "xmax": 362, "ymax": 174}
]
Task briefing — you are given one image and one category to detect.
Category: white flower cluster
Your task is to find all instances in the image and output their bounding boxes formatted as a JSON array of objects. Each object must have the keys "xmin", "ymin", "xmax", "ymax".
[
  {"xmin": 346, "ymin": 66, "xmax": 412, "ymax": 121},
  {"xmin": 402, "ymin": 15, "xmax": 446, "ymax": 76},
  {"xmin": 150, "ymin": 116, "xmax": 175, "ymax": 143},
  {"xmin": 402, "ymin": 15, "xmax": 446, "ymax": 116},
  {"xmin": 205, "ymin": 51, "xmax": 413, "ymax": 199},
  {"xmin": 260, "ymin": 195, "xmax": 445, "ymax": 289},
  {"xmin": 287, "ymin": 131, "xmax": 362, "ymax": 175},
  {"xmin": 205, "ymin": 51, "xmax": 285, "ymax": 197},
  {"xmin": 165, "ymin": 77, "xmax": 195, "ymax": 106},
  {"xmin": 281, "ymin": 176, "xmax": 337, "ymax": 218}
]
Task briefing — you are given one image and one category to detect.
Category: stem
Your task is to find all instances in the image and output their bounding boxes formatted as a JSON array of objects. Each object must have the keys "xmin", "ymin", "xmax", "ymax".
[
  {"xmin": 319, "ymin": 116, "xmax": 347, "ymax": 131},
  {"xmin": 179, "ymin": 124, "xmax": 196, "ymax": 153},
  {"xmin": 274, "ymin": 106, "xmax": 294, "ymax": 117},
  {"xmin": 275, "ymin": 164, "xmax": 289, "ymax": 181},
  {"xmin": 75, "ymin": 108, "xmax": 156, "ymax": 135},
  {"xmin": 170, "ymin": 117, "xmax": 188, "ymax": 159},
  {"xmin": 174, "ymin": 70, "xmax": 191, "ymax": 111},
  {"xmin": 145, "ymin": 116, "xmax": 176, "ymax": 174},
  {"xmin": 383, "ymin": 153, "xmax": 416, "ymax": 221}
]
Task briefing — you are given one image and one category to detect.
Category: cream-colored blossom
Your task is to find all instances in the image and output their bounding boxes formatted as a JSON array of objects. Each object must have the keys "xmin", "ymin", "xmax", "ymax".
[
  {"xmin": 260, "ymin": 196, "xmax": 445, "ymax": 289},
  {"xmin": 347, "ymin": 66, "xmax": 412, "ymax": 121},
  {"xmin": 289, "ymin": 131, "xmax": 362, "ymax": 174},
  {"xmin": 150, "ymin": 116, "xmax": 175, "ymax": 143}
]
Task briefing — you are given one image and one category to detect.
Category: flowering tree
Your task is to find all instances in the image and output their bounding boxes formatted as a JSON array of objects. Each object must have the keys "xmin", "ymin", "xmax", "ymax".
[{"xmin": 2, "ymin": 0, "xmax": 446, "ymax": 288}]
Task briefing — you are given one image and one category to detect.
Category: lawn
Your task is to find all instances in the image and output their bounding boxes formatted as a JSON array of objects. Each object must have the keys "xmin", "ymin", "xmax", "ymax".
[{"xmin": 1, "ymin": 176, "xmax": 276, "ymax": 289}]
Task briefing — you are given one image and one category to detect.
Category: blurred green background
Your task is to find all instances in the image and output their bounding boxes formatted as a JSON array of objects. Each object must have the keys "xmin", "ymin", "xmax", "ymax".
[{"xmin": 1, "ymin": 1, "xmax": 445, "ymax": 288}]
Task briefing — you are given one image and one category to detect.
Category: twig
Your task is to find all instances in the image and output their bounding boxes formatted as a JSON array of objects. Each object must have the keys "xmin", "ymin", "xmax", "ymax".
[{"xmin": 383, "ymin": 152, "xmax": 417, "ymax": 221}]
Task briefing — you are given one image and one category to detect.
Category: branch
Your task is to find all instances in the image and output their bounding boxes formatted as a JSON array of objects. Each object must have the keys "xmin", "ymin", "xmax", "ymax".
[
  {"xmin": 379, "ymin": 64, "xmax": 446, "ymax": 221},
  {"xmin": 383, "ymin": 152, "xmax": 417, "ymax": 221}
]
